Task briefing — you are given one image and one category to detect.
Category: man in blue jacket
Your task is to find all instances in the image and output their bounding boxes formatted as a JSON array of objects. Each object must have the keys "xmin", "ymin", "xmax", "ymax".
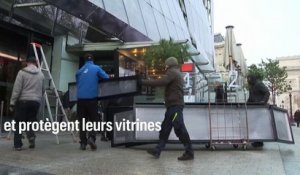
[{"xmin": 76, "ymin": 53, "xmax": 109, "ymax": 150}]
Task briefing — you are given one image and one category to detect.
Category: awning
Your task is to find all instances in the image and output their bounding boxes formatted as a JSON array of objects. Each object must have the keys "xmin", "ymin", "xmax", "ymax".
[
  {"xmin": 67, "ymin": 40, "xmax": 215, "ymax": 73},
  {"xmin": 67, "ymin": 40, "xmax": 188, "ymax": 52},
  {"xmin": 44, "ymin": 0, "xmax": 150, "ymax": 42}
]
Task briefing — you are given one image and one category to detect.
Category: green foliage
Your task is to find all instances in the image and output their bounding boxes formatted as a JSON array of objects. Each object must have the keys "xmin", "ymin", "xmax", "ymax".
[
  {"xmin": 143, "ymin": 38, "xmax": 192, "ymax": 72},
  {"xmin": 262, "ymin": 58, "xmax": 289, "ymax": 95},
  {"xmin": 248, "ymin": 58, "xmax": 289, "ymax": 104},
  {"xmin": 247, "ymin": 64, "xmax": 265, "ymax": 80}
]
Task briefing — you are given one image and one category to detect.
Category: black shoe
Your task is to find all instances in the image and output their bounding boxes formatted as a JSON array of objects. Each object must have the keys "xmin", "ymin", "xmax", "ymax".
[
  {"xmin": 178, "ymin": 153, "xmax": 194, "ymax": 161},
  {"xmin": 80, "ymin": 144, "xmax": 86, "ymax": 150},
  {"xmin": 147, "ymin": 149, "xmax": 160, "ymax": 159},
  {"xmin": 14, "ymin": 147, "xmax": 22, "ymax": 151},
  {"xmin": 28, "ymin": 137, "xmax": 35, "ymax": 149},
  {"xmin": 251, "ymin": 142, "xmax": 264, "ymax": 148},
  {"xmin": 101, "ymin": 136, "xmax": 109, "ymax": 142},
  {"xmin": 87, "ymin": 138, "xmax": 97, "ymax": 150}
]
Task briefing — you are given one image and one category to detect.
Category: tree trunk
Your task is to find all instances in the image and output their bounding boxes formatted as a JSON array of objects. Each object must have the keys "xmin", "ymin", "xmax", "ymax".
[{"xmin": 272, "ymin": 88, "xmax": 276, "ymax": 105}]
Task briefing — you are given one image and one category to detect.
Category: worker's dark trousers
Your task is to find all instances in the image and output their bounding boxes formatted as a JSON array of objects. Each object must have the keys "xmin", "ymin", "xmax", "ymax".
[
  {"xmin": 14, "ymin": 100, "xmax": 40, "ymax": 148},
  {"xmin": 155, "ymin": 105, "xmax": 193, "ymax": 155},
  {"xmin": 77, "ymin": 99, "xmax": 98, "ymax": 145}
]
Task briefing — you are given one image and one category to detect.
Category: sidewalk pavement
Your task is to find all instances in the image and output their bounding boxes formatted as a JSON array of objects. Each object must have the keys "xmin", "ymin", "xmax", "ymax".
[{"xmin": 0, "ymin": 127, "xmax": 300, "ymax": 175}]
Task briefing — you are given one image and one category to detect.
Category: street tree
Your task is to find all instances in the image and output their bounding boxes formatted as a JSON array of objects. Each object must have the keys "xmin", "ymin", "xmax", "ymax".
[
  {"xmin": 247, "ymin": 64, "xmax": 265, "ymax": 81},
  {"xmin": 262, "ymin": 58, "xmax": 289, "ymax": 105}
]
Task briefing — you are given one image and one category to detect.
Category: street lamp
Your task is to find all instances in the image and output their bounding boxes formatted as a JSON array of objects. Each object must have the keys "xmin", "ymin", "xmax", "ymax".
[{"xmin": 288, "ymin": 85, "xmax": 293, "ymax": 123}]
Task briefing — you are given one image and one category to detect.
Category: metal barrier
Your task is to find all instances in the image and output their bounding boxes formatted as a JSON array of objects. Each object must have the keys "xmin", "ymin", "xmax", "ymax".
[{"xmin": 112, "ymin": 103, "xmax": 294, "ymax": 148}]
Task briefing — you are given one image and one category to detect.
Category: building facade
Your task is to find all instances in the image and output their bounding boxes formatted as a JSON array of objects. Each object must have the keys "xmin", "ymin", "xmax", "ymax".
[{"xmin": 276, "ymin": 55, "xmax": 300, "ymax": 116}]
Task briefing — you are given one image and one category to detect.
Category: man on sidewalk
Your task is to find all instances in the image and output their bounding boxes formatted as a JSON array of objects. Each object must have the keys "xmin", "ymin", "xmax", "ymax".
[
  {"xmin": 76, "ymin": 53, "xmax": 109, "ymax": 151},
  {"xmin": 141, "ymin": 57, "xmax": 194, "ymax": 161},
  {"xmin": 10, "ymin": 56, "xmax": 45, "ymax": 150}
]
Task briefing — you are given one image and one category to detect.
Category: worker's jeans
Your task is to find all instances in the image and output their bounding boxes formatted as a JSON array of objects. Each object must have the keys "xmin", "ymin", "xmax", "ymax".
[{"xmin": 14, "ymin": 100, "xmax": 39, "ymax": 148}]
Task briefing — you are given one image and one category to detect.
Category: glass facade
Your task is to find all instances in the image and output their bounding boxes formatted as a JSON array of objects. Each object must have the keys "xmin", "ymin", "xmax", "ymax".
[
  {"xmin": 0, "ymin": 0, "xmax": 214, "ymax": 105},
  {"xmin": 72, "ymin": 0, "xmax": 214, "ymax": 103},
  {"xmin": 0, "ymin": 21, "xmax": 53, "ymax": 117},
  {"xmin": 1, "ymin": 0, "xmax": 214, "ymax": 63},
  {"xmin": 87, "ymin": 0, "xmax": 214, "ymax": 65}
]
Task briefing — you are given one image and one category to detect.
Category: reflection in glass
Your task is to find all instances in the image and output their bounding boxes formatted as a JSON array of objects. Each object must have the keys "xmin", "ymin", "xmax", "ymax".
[
  {"xmin": 153, "ymin": 11, "xmax": 169, "ymax": 39},
  {"xmin": 103, "ymin": 0, "xmax": 128, "ymax": 23},
  {"xmin": 166, "ymin": 19, "xmax": 179, "ymax": 40},
  {"xmin": 123, "ymin": 0, "xmax": 147, "ymax": 35},
  {"xmin": 139, "ymin": 1, "xmax": 160, "ymax": 40},
  {"xmin": 150, "ymin": 0, "xmax": 162, "ymax": 12},
  {"xmin": 16, "ymin": 0, "xmax": 88, "ymax": 38}
]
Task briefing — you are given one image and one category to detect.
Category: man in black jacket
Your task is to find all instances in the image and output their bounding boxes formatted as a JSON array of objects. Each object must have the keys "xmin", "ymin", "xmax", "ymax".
[
  {"xmin": 142, "ymin": 57, "xmax": 194, "ymax": 161},
  {"xmin": 247, "ymin": 74, "xmax": 270, "ymax": 148},
  {"xmin": 247, "ymin": 75, "xmax": 270, "ymax": 104},
  {"xmin": 294, "ymin": 110, "xmax": 300, "ymax": 127}
]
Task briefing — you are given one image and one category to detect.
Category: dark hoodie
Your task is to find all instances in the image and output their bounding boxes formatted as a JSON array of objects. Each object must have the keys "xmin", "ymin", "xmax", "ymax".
[
  {"xmin": 142, "ymin": 66, "xmax": 184, "ymax": 107},
  {"xmin": 247, "ymin": 75, "xmax": 270, "ymax": 104},
  {"xmin": 10, "ymin": 64, "xmax": 45, "ymax": 106}
]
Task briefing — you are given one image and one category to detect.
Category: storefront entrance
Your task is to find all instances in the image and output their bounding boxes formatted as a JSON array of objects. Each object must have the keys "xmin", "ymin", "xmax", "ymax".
[{"xmin": 0, "ymin": 21, "xmax": 53, "ymax": 118}]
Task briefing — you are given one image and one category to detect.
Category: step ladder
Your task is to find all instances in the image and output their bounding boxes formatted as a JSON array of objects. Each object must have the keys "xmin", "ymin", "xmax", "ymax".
[{"xmin": 31, "ymin": 42, "xmax": 77, "ymax": 144}]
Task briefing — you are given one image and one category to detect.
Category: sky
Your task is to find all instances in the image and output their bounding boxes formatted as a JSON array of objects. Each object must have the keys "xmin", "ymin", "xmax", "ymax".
[{"xmin": 213, "ymin": 0, "xmax": 300, "ymax": 65}]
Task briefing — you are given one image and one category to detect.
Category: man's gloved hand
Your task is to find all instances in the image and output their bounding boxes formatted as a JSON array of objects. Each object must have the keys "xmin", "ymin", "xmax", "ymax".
[{"xmin": 9, "ymin": 105, "xmax": 14, "ymax": 112}]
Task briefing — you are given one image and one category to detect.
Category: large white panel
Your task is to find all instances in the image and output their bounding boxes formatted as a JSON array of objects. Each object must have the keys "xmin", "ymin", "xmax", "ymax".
[
  {"xmin": 135, "ymin": 105, "xmax": 210, "ymax": 140},
  {"xmin": 247, "ymin": 108, "xmax": 274, "ymax": 140},
  {"xmin": 273, "ymin": 109, "xmax": 293, "ymax": 142}
]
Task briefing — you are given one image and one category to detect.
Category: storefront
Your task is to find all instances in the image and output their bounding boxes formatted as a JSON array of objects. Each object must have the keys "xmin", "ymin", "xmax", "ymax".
[{"xmin": 0, "ymin": 20, "xmax": 53, "ymax": 117}]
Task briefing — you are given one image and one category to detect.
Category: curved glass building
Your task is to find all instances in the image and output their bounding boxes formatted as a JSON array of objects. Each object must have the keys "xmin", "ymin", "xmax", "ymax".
[{"xmin": 0, "ymin": 0, "xmax": 215, "ymax": 117}]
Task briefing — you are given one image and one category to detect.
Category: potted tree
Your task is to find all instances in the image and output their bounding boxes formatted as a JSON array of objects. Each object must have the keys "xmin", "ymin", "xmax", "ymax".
[{"xmin": 143, "ymin": 38, "xmax": 192, "ymax": 75}]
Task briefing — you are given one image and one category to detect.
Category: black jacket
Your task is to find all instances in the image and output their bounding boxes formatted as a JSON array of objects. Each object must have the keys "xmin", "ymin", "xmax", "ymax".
[
  {"xmin": 247, "ymin": 80, "xmax": 270, "ymax": 104},
  {"xmin": 294, "ymin": 110, "xmax": 300, "ymax": 122},
  {"xmin": 215, "ymin": 85, "xmax": 225, "ymax": 103}
]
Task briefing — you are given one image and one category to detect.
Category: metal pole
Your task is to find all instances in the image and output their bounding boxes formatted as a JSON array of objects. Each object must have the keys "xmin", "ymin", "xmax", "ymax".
[
  {"xmin": 9, "ymin": 0, "xmax": 17, "ymax": 23},
  {"xmin": 289, "ymin": 93, "xmax": 293, "ymax": 121},
  {"xmin": 0, "ymin": 101, "xmax": 4, "ymax": 137}
]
